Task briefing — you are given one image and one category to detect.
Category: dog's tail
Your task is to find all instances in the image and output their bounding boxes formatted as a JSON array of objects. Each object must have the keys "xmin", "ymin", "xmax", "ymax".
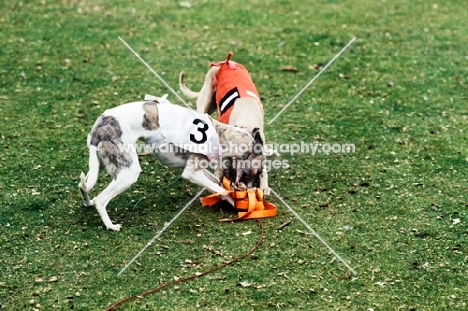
[
  {"xmin": 78, "ymin": 145, "xmax": 100, "ymax": 207},
  {"xmin": 179, "ymin": 71, "xmax": 200, "ymax": 99}
]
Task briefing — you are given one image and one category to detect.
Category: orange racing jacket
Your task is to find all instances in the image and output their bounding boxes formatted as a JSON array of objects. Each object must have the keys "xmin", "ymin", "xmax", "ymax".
[{"xmin": 211, "ymin": 52, "xmax": 263, "ymax": 124}]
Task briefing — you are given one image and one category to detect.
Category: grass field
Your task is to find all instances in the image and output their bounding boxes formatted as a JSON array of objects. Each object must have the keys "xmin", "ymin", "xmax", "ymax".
[{"xmin": 1, "ymin": 0, "xmax": 467, "ymax": 310}]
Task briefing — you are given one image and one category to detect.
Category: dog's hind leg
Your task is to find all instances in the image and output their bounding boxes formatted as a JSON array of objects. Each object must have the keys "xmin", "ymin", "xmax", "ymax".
[
  {"xmin": 92, "ymin": 158, "xmax": 141, "ymax": 231},
  {"xmin": 79, "ymin": 145, "xmax": 101, "ymax": 207},
  {"xmin": 196, "ymin": 67, "xmax": 219, "ymax": 114}
]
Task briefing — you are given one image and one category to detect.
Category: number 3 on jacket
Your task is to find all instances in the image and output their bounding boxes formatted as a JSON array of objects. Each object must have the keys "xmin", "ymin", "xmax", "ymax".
[{"xmin": 190, "ymin": 119, "xmax": 209, "ymax": 144}]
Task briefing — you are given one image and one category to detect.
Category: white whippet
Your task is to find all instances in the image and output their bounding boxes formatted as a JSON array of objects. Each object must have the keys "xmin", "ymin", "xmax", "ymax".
[{"xmin": 78, "ymin": 95, "xmax": 261, "ymax": 231}]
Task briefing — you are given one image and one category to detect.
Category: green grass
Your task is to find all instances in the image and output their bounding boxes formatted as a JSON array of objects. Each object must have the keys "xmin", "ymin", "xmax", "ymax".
[{"xmin": 1, "ymin": 0, "xmax": 467, "ymax": 309}]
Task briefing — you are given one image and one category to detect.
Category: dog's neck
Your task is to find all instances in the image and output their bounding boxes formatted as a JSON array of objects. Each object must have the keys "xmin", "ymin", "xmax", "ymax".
[
  {"xmin": 210, "ymin": 117, "xmax": 249, "ymax": 136},
  {"xmin": 208, "ymin": 117, "xmax": 253, "ymax": 157}
]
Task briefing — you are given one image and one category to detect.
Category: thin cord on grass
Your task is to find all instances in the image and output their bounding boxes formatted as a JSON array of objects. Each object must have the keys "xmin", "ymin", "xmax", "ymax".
[{"xmin": 105, "ymin": 219, "xmax": 264, "ymax": 311}]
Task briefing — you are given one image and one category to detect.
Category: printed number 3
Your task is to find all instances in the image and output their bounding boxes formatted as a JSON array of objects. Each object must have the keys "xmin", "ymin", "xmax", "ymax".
[{"xmin": 190, "ymin": 119, "xmax": 208, "ymax": 144}]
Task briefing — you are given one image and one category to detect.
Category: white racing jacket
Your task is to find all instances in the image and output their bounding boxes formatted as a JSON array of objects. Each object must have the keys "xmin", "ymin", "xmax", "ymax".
[{"xmin": 145, "ymin": 94, "xmax": 221, "ymax": 161}]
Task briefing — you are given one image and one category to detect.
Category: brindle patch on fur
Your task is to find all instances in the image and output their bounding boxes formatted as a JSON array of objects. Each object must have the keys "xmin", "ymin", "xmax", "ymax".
[
  {"xmin": 97, "ymin": 141, "xmax": 133, "ymax": 178},
  {"xmin": 214, "ymin": 125, "xmax": 226, "ymax": 138},
  {"xmin": 90, "ymin": 115, "xmax": 122, "ymax": 146},
  {"xmin": 90, "ymin": 115, "xmax": 132, "ymax": 178},
  {"xmin": 142, "ymin": 101, "xmax": 160, "ymax": 130}
]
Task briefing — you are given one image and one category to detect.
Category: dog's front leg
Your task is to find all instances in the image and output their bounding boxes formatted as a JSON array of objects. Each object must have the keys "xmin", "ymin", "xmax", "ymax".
[
  {"xmin": 203, "ymin": 168, "xmax": 221, "ymax": 184},
  {"xmin": 182, "ymin": 165, "xmax": 234, "ymax": 206},
  {"xmin": 208, "ymin": 156, "xmax": 229, "ymax": 183},
  {"xmin": 260, "ymin": 168, "xmax": 270, "ymax": 196},
  {"xmin": 214, "ymin": 158, "xmax": 225, "ymax": 181}
]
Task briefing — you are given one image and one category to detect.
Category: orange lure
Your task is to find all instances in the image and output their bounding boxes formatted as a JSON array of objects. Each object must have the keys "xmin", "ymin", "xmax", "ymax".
[{"xmin": 200, "ymin": 177, "xmax": 277, "ymax": 222}]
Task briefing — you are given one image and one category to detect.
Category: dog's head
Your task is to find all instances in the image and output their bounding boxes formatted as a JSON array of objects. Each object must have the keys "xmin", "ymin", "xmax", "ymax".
[
  {"xmin": 224, "ymin": 128, "xmax": 265, "ymax": 188},
  {"xmin": 210, "ymin": 119, "xmax": 266, "ymax": 187}
]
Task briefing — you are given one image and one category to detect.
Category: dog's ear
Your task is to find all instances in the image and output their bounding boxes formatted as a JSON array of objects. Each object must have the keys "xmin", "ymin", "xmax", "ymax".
[
  {"xmin": 252, "ymin": 127, "xmax": 263, "ymax": 145},
  {"xmin": 252, "ymin": 127, "xmax": 263, "ymax": 155}
]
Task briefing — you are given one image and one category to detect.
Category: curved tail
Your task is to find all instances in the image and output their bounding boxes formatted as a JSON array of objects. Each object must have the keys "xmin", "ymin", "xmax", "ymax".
[{"xmin": 179, "ymin": 71, "xmax": 200, "ymax": 99}]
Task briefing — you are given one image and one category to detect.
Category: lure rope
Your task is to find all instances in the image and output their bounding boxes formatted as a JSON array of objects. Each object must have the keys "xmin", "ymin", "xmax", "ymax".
[{"xmin": 105, "ymin": 219, "xmax": 264, "ymax": 311}]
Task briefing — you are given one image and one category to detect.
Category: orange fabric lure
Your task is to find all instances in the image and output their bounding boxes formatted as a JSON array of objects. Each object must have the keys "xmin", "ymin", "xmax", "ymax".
[{"xmin": 200, "ymin": 177, "xmax": 277, "ymax": 222}]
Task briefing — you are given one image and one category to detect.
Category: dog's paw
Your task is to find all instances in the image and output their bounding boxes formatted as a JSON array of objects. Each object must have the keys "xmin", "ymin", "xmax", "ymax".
[
  {"xmin": 261, "ymin": 187, "xmax": 271, "ymax": 196},
  {"xmin": 260, "ymin": 177, "xmax": 270, "ymax": 196},
  {"xmin": 107, "ymin": 224, "xmax": 122, "ymax": 231},
  {"xmin": 234, "ymin": 182, "xmax": 247, "ymax": 191}
]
